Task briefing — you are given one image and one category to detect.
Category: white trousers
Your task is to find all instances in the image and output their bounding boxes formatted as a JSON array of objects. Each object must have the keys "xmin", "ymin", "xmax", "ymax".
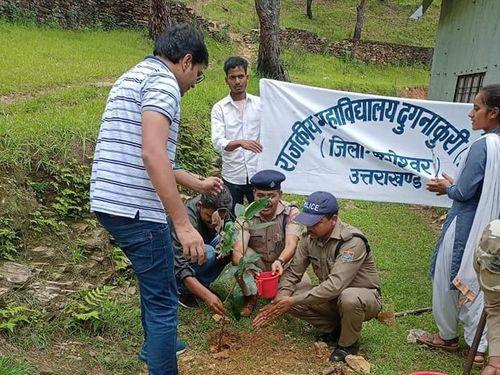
[{"xmin": 432, "ymin": 218, "xmax": 488, "ymax": 352}]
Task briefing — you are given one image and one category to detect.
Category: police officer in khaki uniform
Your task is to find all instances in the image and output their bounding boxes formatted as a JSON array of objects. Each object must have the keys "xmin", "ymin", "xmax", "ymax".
[
  {"xmin": 253, "ymin": 191, "xmax": 381, "ymax": 363},
  {"xmin": 475, "ymin": 220, "xmax": 500, "ymax": 375},
  {"xmin": 232, "ymin": 169, "xmax": 309, "ymax": 317}
]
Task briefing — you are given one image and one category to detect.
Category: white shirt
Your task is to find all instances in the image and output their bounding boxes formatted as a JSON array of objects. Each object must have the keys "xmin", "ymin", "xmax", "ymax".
[{"xmin": 211, "ymin": 93, "xmax": 261, "ymax": 185}]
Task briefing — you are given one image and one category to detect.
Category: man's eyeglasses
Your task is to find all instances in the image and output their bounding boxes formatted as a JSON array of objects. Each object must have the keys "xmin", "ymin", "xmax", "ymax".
[{"xmin": 196, "ymin": 72, "xmax": 205, "ymax": 84}]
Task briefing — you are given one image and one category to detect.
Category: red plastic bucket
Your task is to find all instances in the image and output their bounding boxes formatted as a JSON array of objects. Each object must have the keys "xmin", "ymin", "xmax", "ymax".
[
  {"xmin": 409, "ymin": 372, "xmax": 449, "ymax": 375},
  {"xmin": 256, "ymin": 271, "xmax": 279, "ymax": 299}
]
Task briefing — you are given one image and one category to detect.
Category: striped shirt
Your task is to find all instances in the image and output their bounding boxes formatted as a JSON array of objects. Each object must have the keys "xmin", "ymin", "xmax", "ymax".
[{"xmin": 90, "ymin": 56, "xmax": 181, "ymax": 223}]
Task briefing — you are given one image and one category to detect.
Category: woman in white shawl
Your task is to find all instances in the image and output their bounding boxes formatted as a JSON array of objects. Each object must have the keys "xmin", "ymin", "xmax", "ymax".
[{"xmin": 417, "ymin": 84, "xmax": 500, "ymax": 366}]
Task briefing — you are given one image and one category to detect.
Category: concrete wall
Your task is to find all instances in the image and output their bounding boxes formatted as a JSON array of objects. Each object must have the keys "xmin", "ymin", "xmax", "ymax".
[{"xmin": 428, "ymin": 0, "xmax": 500, "ymax": 102}]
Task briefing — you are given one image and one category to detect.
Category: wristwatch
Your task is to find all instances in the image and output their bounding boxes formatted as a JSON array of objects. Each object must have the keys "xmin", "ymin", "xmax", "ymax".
[{"xmin": 277, "ymin": 258, "xmax": 285, "ymax": 266}]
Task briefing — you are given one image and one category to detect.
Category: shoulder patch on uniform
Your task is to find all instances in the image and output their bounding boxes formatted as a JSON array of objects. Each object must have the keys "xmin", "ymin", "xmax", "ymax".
[{"xmin": 338, "ymin": 249, "xmax": 355, "ymax": 262}]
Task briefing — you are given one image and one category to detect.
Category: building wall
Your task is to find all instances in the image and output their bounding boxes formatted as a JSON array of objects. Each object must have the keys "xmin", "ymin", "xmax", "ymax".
[{"xmin": 428, "ymin": 0, "xmax": 500, "ymax": 101}]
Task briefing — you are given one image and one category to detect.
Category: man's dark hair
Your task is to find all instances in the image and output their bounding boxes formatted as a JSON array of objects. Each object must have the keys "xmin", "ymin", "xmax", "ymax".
[
  {"xmin": 154, "ymin": 24, "xmax": 209, "ymax": 66},
  {"xmin": 200, "ymin": 186, "xmax": 233, "ymax": 210},
  {"xmin": 223, "ymin": 56, "xmax": 248, "ymax": 76},
  {"xmin": 325, "ymin": 212, "xmax": 338, "ymax": 219}
]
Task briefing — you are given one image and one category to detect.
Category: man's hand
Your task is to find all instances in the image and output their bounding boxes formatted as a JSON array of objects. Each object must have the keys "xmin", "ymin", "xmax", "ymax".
[
  {"xmin": 239, "ymin": 140, "xmax": 263, "ymax": 153},
  {"xmin": 426, "ymin": 172, "xmax": 454, "ymax": 196},
  {"xmin": 271, "ymin": 260, "xmax": 284, "ymax": 276},
  {"xmin": 204, "ymin": 291, "xmax": 227, "ymax": 316},
  {"xmin": 200, "ymin": 176, "xmax": 223, "ymax": 195},
  {"xmin": 252, "ymin": 296, "xmax": 295, "ymax": 329},
  {"xmin": 176, "ymin": 224, "xmax": 206, "ymax": 265}
]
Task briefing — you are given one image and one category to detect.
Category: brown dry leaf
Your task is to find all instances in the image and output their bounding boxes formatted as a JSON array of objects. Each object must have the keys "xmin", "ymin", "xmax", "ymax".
[
  {"xmin": 432, "ymin": 213, "xmax": 447, "ymax": 224},
  {"xmin": 314, "ymin": 341, "xmax": 329, "ymax": 355},
  {"xmin": 212, "ymin": 350, "xmax": 230, "ymax": 360},
  {"xmin": 322, "ymin": 363, "xmax": 348, "ymax": 375},
  {"xmin": 212, "ymin": 314, "xmax": 228, "ymax": 323},
  {"xmin": 179, "ymin": 354, "xmax": 194, "ymax": 363},
  {"xmin": 345, "ymin": 355, "xmax": 371, "ymax": 374},
  {"xmin": 377, "ymin": 310, "xmax": 396, "ymax": 326}
]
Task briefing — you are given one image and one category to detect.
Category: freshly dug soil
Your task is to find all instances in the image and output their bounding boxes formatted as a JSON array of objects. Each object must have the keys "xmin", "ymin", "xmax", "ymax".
[{"xmin": 208, "ymin": 328, "xmax": 242, "ymax": 353}]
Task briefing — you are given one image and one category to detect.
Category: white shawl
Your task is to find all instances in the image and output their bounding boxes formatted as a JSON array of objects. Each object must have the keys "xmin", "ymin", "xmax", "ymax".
[{"xmin": 453, "ymin": 132, "xmax": 500, "ymax": 302}]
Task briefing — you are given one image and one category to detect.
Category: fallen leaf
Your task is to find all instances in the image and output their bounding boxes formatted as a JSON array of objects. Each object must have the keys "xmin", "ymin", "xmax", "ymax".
[
  {"xmin": 377, "ymin": 310, "xmax": 396, "ymax": 326},
  {"xmin": 179, "ymin": 354, "xmax": 194, "ymax": 363},
  {"xmin": 432, "ymin": 213, "xmax": 447, "ymax": 224},
  {"xmin": 314, "ymin": 341, "xmax": 329, "ymax": 355},
  {"xmin": 407, "ymin": 328, "xmax": 431, "ymax": 344},
  {"xmin": 212, "ymin": 350, "xmax": 230, "ymax": 359},
  {"xmin": 345, "ymin": 354, "xmax": 371, "ymax": 373},
  {"xmin": 322, "ymin": 363, "xmax": 348, "ymax": 375},
  {"xmin": 212, "ymin": 314, "xmax": 229, "ymax": 323}
]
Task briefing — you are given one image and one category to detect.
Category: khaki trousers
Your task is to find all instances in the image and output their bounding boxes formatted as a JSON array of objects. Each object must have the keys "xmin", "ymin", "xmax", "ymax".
[
  {"xmin": 484, "ymin": 287, "xmax": 500, "ymax": 356},
  {"xmin": 290, "ymin": 283, "xmax": 382, "ymax": 347}
]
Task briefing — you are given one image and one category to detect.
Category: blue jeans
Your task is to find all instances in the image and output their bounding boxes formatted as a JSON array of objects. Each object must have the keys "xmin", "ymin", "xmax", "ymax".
[
  {"xmin": 177, "ymin": 241, "xmax": 230, "ymax": 295},
  {"xmin": 95, "ymin": 212, "xmax": 178, "ymax": 375}
]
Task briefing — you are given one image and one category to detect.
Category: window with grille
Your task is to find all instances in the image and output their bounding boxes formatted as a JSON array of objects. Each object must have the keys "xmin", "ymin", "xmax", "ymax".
[{"xmin": 454, "ymin": 72, "xmax": 485, "ymax": 103}]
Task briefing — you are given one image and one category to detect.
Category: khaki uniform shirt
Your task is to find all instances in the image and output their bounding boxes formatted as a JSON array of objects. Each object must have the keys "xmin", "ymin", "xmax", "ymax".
[
  {"xmin": 238, "ymin": 200, "xmax": 302, "ymax": 264},
  {"xmin": 278, "ymin": 220, "xmax": 380, "ymax": 305}
]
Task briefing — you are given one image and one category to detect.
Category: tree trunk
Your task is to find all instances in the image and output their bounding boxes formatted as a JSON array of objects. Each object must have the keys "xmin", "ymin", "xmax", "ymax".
[
  {"xmin": 255, "ymin": 0, "xmax": 290, "ymax": 82},
  {"xmin": 149, "ymin": 0, "xmax": 171, "ymax": 40},
  {"xmin": 353, "ymin": 0, "xmax": 368, "ymax": 41},
  {"xmin": 306, "ymin": 0, "xmax": 313, "ymax": 19}
]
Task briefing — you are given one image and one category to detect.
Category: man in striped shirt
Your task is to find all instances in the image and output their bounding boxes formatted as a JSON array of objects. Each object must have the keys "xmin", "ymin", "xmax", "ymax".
[{"xmin": 90, "ymin": 24, "xmax": 222, "ymax": 375}]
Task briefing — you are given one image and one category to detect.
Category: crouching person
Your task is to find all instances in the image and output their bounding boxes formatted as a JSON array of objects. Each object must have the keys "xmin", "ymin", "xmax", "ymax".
[
  {"xmin": 232, "ymin": 169, "xmax": 310, "ymax": 317},
  {"xmin": 475, "ymin": 220, "xmax": 500, "ymax": 375},
  {"xmin": 172, "ymin": 187, "xmax": 233, "ymax": 312},
  {"xmin": 253, "ymin": 191, "xmax": 382, "ymax": 363}
]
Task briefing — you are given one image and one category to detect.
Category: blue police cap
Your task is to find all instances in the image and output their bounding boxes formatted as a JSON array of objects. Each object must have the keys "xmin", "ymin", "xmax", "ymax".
[
  {"xmin": 295, "ymin": 191, "xmax": 339, "ymax": 226},
  {"xmin": 250, "ymin": 170, "xmax": 286, "ymax": 191}
]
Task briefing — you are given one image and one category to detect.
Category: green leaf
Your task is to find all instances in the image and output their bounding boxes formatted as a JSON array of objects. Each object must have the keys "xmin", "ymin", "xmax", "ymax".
[
  {"xmin": 246, "ymin": 264, "xmax": 263, "ymax": 274},
  {"xmin": 244, "ymin": 197, "xmax": 270, "ymax": 219},
  {"xmin": 242, "ymin": 272, "xmax": 257, "ymax": 295},
  {"xmin": 231, "ymin": 287, "xmax": 244, "ymax": 320},
  {"xmin": 248, "ymin": 221, "xmax": 276, "ymax": 230},
  {"xmin": 241, "ymin": 252, "xmax": 261, "ymax": 265},
  {"xmin": 0, "ymin": 321, "xmax": 15, "ymax": 333},
  {"xmin": 217, "ymin": 222, "xmax": 240, "ymax": 257},
  {"xmin": 234, "ymin": 203, "xmax": 246, "ymax": 218},
  {"xmin": 217, "ymin": 265, "xmax": 238, "ymax": 282},
  {"xmin": 73, "ymin": 310, "xmax": 100, "ymax": 321}
]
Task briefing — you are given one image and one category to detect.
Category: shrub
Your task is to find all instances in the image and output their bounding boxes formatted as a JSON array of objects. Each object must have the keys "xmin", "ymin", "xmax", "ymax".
[{"xmin": 0, "ymin": 305, "xmax": 30, "ymax": 333}]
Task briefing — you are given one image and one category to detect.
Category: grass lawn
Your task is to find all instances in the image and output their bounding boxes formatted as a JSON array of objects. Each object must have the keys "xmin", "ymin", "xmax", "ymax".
[
  {"xmin": 0, "ymin": 20, "xmax": 479, "ymax": 375},
  {"xmin": 0, "ymin": 22, "xmax": 430, "ymax": 170},
  {"xmin": 181, "ymin": 0, "xmax": 441, "ymax": 47},
  {"xmin": 0, "ymin": 21, "xmax": 151, "ymax": 96}
]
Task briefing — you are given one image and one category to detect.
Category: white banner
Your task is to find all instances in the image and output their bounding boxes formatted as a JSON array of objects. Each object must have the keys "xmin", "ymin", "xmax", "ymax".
[{"xmin": 258, "ymin": 79, "xmax": 479, "ymax": 207}]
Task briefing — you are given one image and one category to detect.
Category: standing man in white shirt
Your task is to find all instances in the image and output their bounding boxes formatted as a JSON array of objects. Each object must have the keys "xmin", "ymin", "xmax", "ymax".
[{"xmin": 211, "ymin": 56, "xmax": 262, "ymax": 212}]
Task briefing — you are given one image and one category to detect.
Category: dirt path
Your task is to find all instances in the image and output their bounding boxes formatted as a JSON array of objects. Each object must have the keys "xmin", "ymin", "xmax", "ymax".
[
  {"xmin": 183, "ymin": 0, "xmax": 257, "ymax": 63},
  {"xmin": 229, "ymin": 30, "xmax": 257, "ymax": 62},
  {"xmin": 0, "ymin": 78, "xmax": 115, "ymax": 105}
]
